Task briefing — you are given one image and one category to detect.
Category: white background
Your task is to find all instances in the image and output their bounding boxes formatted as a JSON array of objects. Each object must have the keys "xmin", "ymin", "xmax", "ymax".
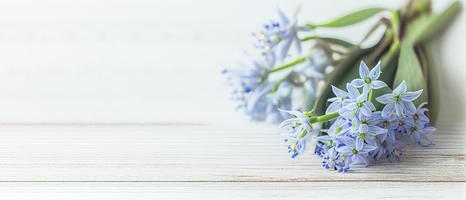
[
  {"xmin": 0, "ymin": 0, "xmax": 463, "ymax": 125},
  {"xmin": 0, "ymin": 0, "xmax": 464, "ymax": 199}
]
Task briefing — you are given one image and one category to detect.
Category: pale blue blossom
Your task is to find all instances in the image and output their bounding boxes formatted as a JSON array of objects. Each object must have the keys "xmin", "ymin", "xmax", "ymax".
[
  {"xmin": 350, "ymin": 115, "xmax": 387, "ymax": 150},
  {"xmin": 254, "ymin": 8, "xmax": 302, "ymax": 60},
  {"xmin": 246, "ymin": 83, "xmax": 292, "ymax": 122},
  {"xmin": 279, "ymin": 109, "xmax": 313, "ymax": 137},
  {"xmin": 340, "ymin": 92, "xmax": 375, "ymax": 118},
  {"xmin": 285, "ymin": 137, "xmax": 307, "ymax": 159},
  {"xmin": 336, "ymin": 136, "xmax": 376, "ymax": 166},
  {"xmin": 376, "ymin": 81, "xmax": 422, "ymax": 118},
  {"xmin": 326, "ymin": 83, "xmax": 359, "ymax": 114},
  {"xmin": 279, "ymin": 109, "xmax": 313, "ymax": 158},
  {"xmin": 223, "ymin": 59, "xmax": 270, "ymax": 103},
  {"xmin": 404, "ymin": 103, "xmax": 436, "ymax": 146},
  {"xmin": 372, "ymin": 138, "xmax": 394, "ymax": 160},
  {"xmin": 276, "ymin": 60, "xmax": 436, "ymax": 172},
  {"xmin": 350, "ymin": 61, "xmax": 387, "ymax": 94},
  {"xmin": 321, "ymin": 117, "xmax": 351, "ymax": 136},
  {"xmin": 322, "ymin": 147, "xmax": 346, "ymax": 170}
]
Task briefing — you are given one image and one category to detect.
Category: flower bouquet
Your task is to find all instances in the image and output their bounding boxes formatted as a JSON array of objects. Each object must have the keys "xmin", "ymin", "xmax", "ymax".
[{"xmin": 223, "ymin": 0, "xmax": 461, "ymax": 172}]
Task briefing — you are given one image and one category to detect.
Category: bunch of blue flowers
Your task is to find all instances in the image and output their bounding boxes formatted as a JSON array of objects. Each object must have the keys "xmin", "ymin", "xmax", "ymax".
[
  {"xmin": 222, "ymin": 0, "xmax": 460, "ymax": 173},
  {"xmin": 223, "ymin": 1, "xmax": 460, "ymax": 126},
  {"xmin": 279, "ymin": 62, "xmax": 436, "ymax": 172},
  {"xmin": 223, "ymin": 8, "xmax": 330, "ymax": 123}
]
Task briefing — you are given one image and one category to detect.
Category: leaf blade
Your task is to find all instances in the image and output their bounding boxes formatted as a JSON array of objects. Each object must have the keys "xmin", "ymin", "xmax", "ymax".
[{"xmin": 311, "ymin": 8, "xmax": 386, "ymax": 28}]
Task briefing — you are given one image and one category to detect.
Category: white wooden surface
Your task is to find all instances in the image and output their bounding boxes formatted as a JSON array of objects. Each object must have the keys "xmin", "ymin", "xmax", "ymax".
[{"xmin": 0, "ymin": 0, "xmax": 464, "ymax": 199}]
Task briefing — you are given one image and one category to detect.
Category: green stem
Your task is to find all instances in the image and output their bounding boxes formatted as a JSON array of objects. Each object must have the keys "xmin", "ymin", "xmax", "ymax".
[
  {"xmin": 381, "ymin": 38, "xmax": 400, "ymax": 66},
  {"xmin": 391, "ymin": 11, "xmax": 400, "ymax": 40},
  {"xmin": 300, "ymin": 36, "xmax": 355, "ymax": 48},
  {"xmin": 268, "ymin": 56, "xmax": 307, "ymax": 73},
  {"xmin": 309, "ymin": 111, "xmax": 340, "ymax": 124},
  {"xmin": 271, "ymin": 75, "xmax": 288, "ymax": 93},
  {"xmin": 381, "ymin": 11, "xmax": 401, "ymax": 67},
  {"xmin": 368, "ymin": 89, "xmax": 374, "ymax": 102}
]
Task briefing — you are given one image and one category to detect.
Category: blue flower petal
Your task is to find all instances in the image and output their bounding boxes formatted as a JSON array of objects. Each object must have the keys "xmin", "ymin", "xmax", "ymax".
[
  {"xmin": 326, "ymin": 102, "xmax": 342, "ymax": 114},
  {"xmin": 369, "ymin": 126, "xmax": 387, "ymax": 135},
  {"xmin": 361, "ymin": 104, "xmax": 373, "ymax": 116},
  {"xmin": 381, "ymin": 103, "xmax": 394, "ymax": 118},
  {"xmin": 400, "ymin": 90, "xmax": 423, "ymax": 101},
  {"xmin": 366, "ymin": 101, "xmax": 376, "ymax": 111},
  {"xmin": 346, "ymin": 83, "xmax": 360, "ymax": 98},
  {"xmin": 356, "ymin": 138, "xmax": 364, "ymax": 151},
  {"xmin": 376, "ymin": 93, "xmax": 393, "ymax": 104},
  {"xmin": 393, "ymin": 81, "xmax": 407, "ymax": 95},
  {"xmin": 279, "ymin": 39, "xmax": 293, "ymax": 60},
  {"xmin": 331, "ymin": 85, "xmax": 348, "ymax": 98},
  {"xmin": 371, "ymin": 80, "xmax": 387, "ymax": 89},
  {"xmin": 368, "ymin": 61, "xmax": 381, "ymax": 80},
  {"xmin": 403, "ymin": 101, "xmax": 417, "ymax": 114},
  {"xmin": 394, "ymin": 103, "xmax": 405, "ymax": 116},
  {"xmin": 351, "ymin": 79, "xmax": 365, "ymax": 88},
  {"xmin": 359, "ymin": 61, "xmax": 370, "ymax": 78},
  {"xmin": 276, "ymin": 7, "xmax": 290, "ymax": 24}
]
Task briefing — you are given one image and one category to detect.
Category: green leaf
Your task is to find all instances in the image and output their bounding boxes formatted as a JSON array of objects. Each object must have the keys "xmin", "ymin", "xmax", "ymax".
[
  {"xmin": 423, "ymin": 42, "xmax": 440, "ymax": 125},
  {"xmin": 310, "ymin": 8, "xmax": 385, "ymax": 28},
  {"xmin": 393, "ymin": 41, "xmax": 428, "ymax": 105},
  {"xmin": 412, "ymin": 0, "xmax": 461, "ymax": 44},
  {"xmin": 392, "ymin": 0, "xmax": 461, "ymax": 107},
  {"xmin": 313, "ymin": 48, "xmax": 366, "ymax": 115},
  {"xmin": 372, "ymin": 43, "xmax": 399, "ymax": 110},
  {"xmin": 333, "ymin": 29, "xmax": 395, "ymax": 94},
  {"xmin": 313, "ymin": 29, "xmax": 391, "ymax": 116}
]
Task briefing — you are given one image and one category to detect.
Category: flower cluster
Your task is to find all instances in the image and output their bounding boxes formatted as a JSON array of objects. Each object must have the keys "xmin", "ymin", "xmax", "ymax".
[
  {"xmin": 223, "ymin": 8, "xmax": 329, "ymax": 123},
  {"xmin": 279, "ymin": 61, "xmax": 436, "ymax": 172}
]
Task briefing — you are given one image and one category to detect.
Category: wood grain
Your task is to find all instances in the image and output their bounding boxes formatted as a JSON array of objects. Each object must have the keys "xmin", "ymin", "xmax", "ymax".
[
  {"xmin": 0, "ymin": 182, "xmax": 464, "ymax": 200},
  {"xmin": 0, "ymin": 124, "xmax": 464, "ymax": 182}
]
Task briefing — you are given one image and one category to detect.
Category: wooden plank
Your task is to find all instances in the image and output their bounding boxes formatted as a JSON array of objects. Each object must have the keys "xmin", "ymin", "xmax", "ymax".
[
  {"xmin": 0, "ymin": 124, "xmax": 464, "ymax": 182},
  {"xmin": 0, "ymin": 182, "xmax": 463, "ymax": 200}
]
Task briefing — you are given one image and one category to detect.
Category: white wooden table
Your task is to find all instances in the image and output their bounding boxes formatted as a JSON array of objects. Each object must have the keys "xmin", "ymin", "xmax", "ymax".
[{"xmin": 0, "ymin": 0, "xmax": 464, "ymax": 199}]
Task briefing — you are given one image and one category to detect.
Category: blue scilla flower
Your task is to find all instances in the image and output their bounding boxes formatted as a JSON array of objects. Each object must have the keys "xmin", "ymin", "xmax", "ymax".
[
  {"xmin": 405, "ymin": 120, "xmax": 436, "ymax": 146},
  {"xmin": 392, "ymin": 117, "xmax": 411, "ymax": 134},
  {"xmin": 322, "ymin": 117, "xmax": 352, "ymax": 136},
  {"xmin": 317, "ymin": 134, "xmax": 338, "ymax": 149},
  {"xmin": 379, "ymin": 118, "xmax": 399, "ymax": 144},
  {"xmin": 246, "ymin": 83, "xmax": 292, "ymax": 122},
  {"xmin": 321, "ymin": 147, "xmax": 347, "ymax": 170},
  {"xmin": 279, "ymin": 109, "xmax": 313, "ymax": 137},
  {"xmin": 403, "ymin": 103, "xmax": 436, "ymax": 146},
  {"xmin": 376, "ymin": 81, "xmax": 423, "ymax": 118},
  {"xmin": 254, "ymin": 8, "xmax": 302, "ymax": 61},
  {"xmin": 387, "ymin": 148, "xmax": 403, "ymax": 162},
  {"xmin": 411, "ymin": 102, "xmax": 430, "ymax": 124},
  {"xmin": 372, "ymin": 137, "xmax": 394, "ymax": 161},
  {"xmin": 279, "ymin": 109, "xmax": 314, "ymax": 158},
  {"xmin": 326, "ymin": 83, "xmax": 359, "ymax": 114},
  {"xmin": 284, "ymin": 137, "xmax": 307, "ymax": 159},
  {"xmin": 350, "ymin": 115, "xmax": 387, "ymax": 150},
  {"xmin": 351, "ymin": 61, "xmax": 387, "ymax": 94},
  {"xmin": 242, "ymin": 84, "xmax": 272, "ymax": 121},
  {"xmin": 223, "ymin": 59, "xmax": 270, "ymax": 101},
  {"xmin": 336, "ymin": 136, "xmax": 376, "ymax": 167},
  {"xmin": 340, "ymin": 92, "xmax": 376, "ymax": 118},
  {"xmin": 315, "ymin": 138, "xmax": 348, "ymax": 171},
  {"xmin": 307, "ymin": 48, "xmax": 329, "ymax": 74}
]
